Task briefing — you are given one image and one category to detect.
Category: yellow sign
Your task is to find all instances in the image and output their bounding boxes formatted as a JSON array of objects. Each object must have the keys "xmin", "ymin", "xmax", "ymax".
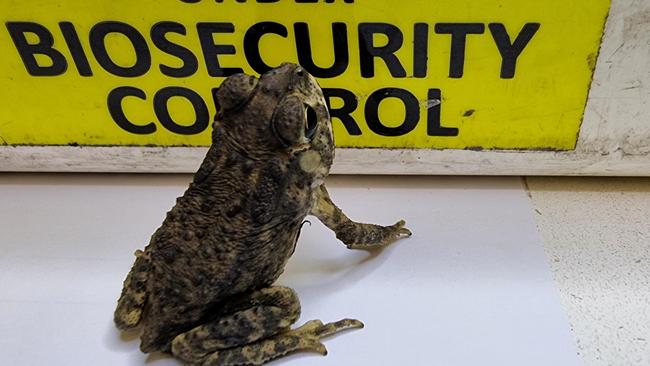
[{"xmin": 0, "ymin": 0, "xmax": 610, "ymax": 149}]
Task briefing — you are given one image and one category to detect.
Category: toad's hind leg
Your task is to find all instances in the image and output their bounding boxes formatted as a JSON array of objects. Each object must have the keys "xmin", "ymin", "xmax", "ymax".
[
  {"xmin": 171, "ymin": 286, "xmax": 363, "ymax": 366},
  {"xmin": 200, "ymin": 319, "xmax": 363, "ymax": 366},
  {"xmin": 114, "ymin": 250, "xmax": 151, "ymax": 330}
]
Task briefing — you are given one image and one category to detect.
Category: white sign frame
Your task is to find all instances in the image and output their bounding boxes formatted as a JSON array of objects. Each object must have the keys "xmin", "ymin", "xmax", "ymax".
[{"xmin": 1, "ymin": 0, "xmax": 647, "ymax": 176}]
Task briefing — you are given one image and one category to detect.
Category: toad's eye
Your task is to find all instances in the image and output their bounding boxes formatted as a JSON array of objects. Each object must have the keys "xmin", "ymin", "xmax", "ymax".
[{"xmin": 304, "ymin": 104, "xmax": 318, "ymax": 140}]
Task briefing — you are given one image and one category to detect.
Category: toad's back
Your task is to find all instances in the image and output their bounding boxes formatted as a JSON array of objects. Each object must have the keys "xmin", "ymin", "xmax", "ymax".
[
  {"xmin": 138, "ymin": 139, "xmax": 318, "ymax": 350},
  {"xmin": 115, "ymin": 63, "xmax": 338, "ymax": 356}
]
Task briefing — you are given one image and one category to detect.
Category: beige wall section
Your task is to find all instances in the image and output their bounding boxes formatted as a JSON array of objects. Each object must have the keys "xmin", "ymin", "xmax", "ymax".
[
  {"xmin": 579, "ymin": 0, "xmax": 650, "ymax": 157},
  {"xmin": 526, "ymin": 177, "xmax": 650, "ymax": 366},
  {"xmin": 1, "ymin": 0, "xmax": 649, "ymax": 175}
]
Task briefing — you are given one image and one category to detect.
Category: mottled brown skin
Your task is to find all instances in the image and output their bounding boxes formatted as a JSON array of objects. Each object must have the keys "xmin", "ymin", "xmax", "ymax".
[{"xmin": 114, "ymin": 63, "xmax": 411, "ymax": 366}]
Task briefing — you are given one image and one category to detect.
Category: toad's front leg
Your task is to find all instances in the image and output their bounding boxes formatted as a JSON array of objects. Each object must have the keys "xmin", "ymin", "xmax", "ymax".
[
  {"xmin": 311, "ymin": 185, "xmax": 412, "ymax": 250},
  {"xmin": 171, "ymin": 286, "xmax": 362, "ymax": 366}
]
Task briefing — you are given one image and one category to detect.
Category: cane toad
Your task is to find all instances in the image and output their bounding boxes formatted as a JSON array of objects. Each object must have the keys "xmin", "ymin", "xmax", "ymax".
[{"xmin": 114, "ymin": 63, "xmax": 411, "ymax": 366}]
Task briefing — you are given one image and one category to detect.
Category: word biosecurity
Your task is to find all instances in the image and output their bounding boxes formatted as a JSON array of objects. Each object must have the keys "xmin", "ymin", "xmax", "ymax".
[{"xmin": 5, "ymin": 20, "xmax": 539, "ymax": 137}]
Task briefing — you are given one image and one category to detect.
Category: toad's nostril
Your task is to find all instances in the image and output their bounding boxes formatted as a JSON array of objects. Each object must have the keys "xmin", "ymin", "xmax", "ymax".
[{"xmin": 296, "ymin": 68, "xmax": 304, "ymax": 76}]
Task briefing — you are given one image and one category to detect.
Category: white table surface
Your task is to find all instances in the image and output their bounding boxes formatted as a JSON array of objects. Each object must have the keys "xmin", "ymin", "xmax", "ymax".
[{"xmin": 0, "ymin": 174, "xmax": 579, "ymax": 366}]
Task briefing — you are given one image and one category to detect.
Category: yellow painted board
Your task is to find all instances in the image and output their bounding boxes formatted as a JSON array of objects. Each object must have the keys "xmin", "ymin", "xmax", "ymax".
[{"xmin": 0, "ymin": 0, "xmax": 610, "ymax": 149}]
